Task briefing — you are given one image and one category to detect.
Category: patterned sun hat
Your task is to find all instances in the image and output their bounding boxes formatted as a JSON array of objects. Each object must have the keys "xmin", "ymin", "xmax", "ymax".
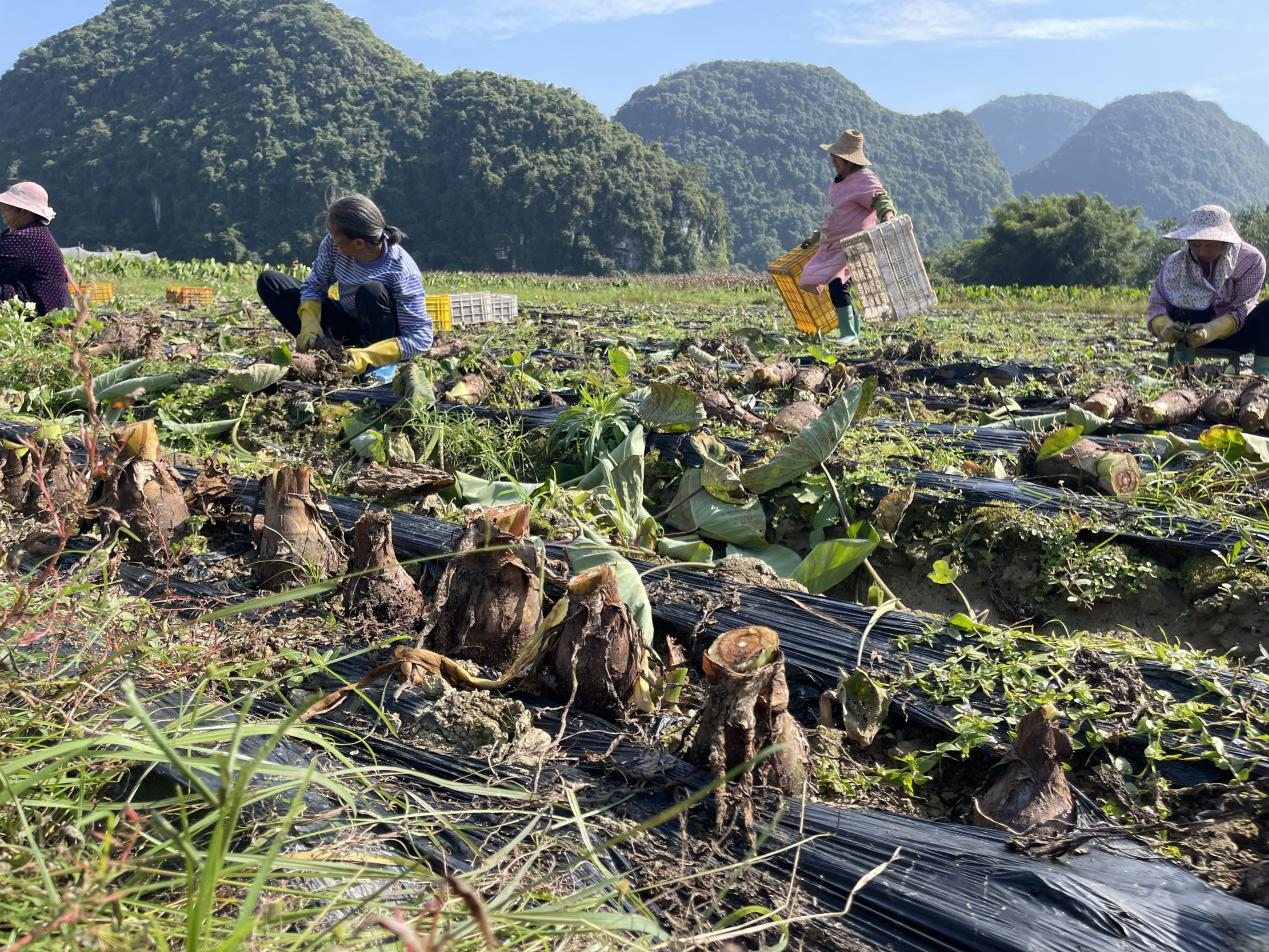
[
  {"xmin": 1164, "ymin": 204, "xmax": 1240, "ymax": 243},
  {"xmin": 0, "ymin": 182, "xmax": 56, "ymax": 223}
]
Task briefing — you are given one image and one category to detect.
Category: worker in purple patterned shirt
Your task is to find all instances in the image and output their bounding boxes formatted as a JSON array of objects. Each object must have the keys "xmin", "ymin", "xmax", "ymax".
[
  {"xmin": 1146, "ymin": 205, "xmax": 1268, "ymax": 374},
  {"xmin": 0, "ymin": 182, "xmax": 72, "ymax": 316}
]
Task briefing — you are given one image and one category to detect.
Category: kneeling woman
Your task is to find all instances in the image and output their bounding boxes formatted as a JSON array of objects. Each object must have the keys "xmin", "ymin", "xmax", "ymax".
[
  {"xmin": 0, "ymin": 182, "xmax": 72, "ymax": 316},
  {"xmin": 1147, "ymin": 204, "xmax": 1268, "ymax": 374},
  {"xmin": 798, "ymin": 129, "xmax": 896, "ymax": 343},
  {"xmin": 258, "ymin": 195, "xmax": 431, "ymax": 373}
]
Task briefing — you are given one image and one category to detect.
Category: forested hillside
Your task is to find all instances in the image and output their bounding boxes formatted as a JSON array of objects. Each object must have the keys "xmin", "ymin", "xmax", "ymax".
[
  {"xmin": 970, "ymin": 94, "xmax": 1096, "ymax": 174},
  {"xmin": 0, "ymin": 0, "xmax": 727, "ymax": 271},
  {"xmin": 1013, "ymin": 92, "xmax": 1269, "ymax": 221},
  {"xmin": 615, "ymin": 61, "xmax": 1014, "ymax": 269}
]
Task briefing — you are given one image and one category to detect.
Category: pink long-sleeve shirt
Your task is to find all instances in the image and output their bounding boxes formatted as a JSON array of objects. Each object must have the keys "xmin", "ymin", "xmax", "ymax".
[
  {"xmin": 1146, "ymin": 242, "xmax": 1266, "ymax": 329},
  {"xmin": 799, "ymin": 168, "xmax": 885, "ymax": 290}
]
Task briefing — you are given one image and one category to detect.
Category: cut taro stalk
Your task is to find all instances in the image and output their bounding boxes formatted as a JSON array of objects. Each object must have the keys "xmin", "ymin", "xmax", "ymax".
[
  {"xmin": 1029, "ymin": 436, "xmax": 1142, "ymax": 500},
  {"xmin": 548, "ymin": 564, "xmax": 644, "ymax": 719},
  {"xmin": 688, "ymin": 626, "xmax": 806, "ymax": 840},
  {"xmin": 1134, "ymin": 387, "xmax": 1201, "ymax": 427},
  {"xmin": 96, "ymin": 420, "xmax": 190, "ymax": 564},
  {"xmin": 184, "ymin": 459, "xmax": 251, "ymax": 526},
  {"xmin": 446, "ymin": 374, "xmax": 489, "ymax": 406},
  {"xmin": 0, "ymin": 447, "xmax": 34, "ymax": 510},
  {"xmin": 1080, "ymin": 381, "xmax": 1136, "ymax": 419},
  {"xmin": 254, "ymin": 465, "xmax": 346, "ymax": 589},
  {"xmin": 973, "ymin": 704, "xmax": 1075, "ymax": 835},
  {"xmin": 746, "ymin": 358, "xmax": 797, "ymax": 391},
  {"xmin": 3, "ymin": 441, "xmax": 94, "ymax": 521},
  {"xmin": 827, "ymin": 362, "xmax": 855, "ymax": 388},
  {"xmin": 791, "ymin": 365, "xmax": 827, "ymax": 394},
  {"xmin": 1201, "ymin": 387, "xmax": 1241, "ymax": 425},
  {"xmin": 346, "ymin": 462, "xmax": 456, "ymax": 499},
  {"xmin": 702, "ymin": 390, "xmax": 764, "ymax": 430},
  {"xmin": 1237, "ymin": 378, "xmax": 1269, "ymax": 433},
  {"xmin": 765, "ymin": 400, "xmax": 822, "ymax": 437},
  {"xmin": 420, "ymin": 503, "xmax": 542, "ymax": 667},
  {"xmin": 341, "ymin": 509, "xmax": 427, "ymax": 629}
]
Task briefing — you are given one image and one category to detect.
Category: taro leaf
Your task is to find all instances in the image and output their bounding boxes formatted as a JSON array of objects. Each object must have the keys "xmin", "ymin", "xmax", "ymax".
[
  {"xmin": 226, "ymin": 363, "xmax": 287, "ymax": 394},
  {"xmin": 594, "ymin": 427, "xmax": 647, "ymax": 540},
  {"xmin": 350, "ymin": 429, "xmax": 386, "ymax": 463},
  {"xmin": 568, "ymin": 526, "xmax": 654, "ymax": 644},
  {"xmin": 453, "ymin": 472, "xmax": 543, "ymax": 506},
  {"xmin": 806, "ymin": 343, "xmax": 838, "ymax": 366},
  {"xmin": 741, "ymin": 378, "xmax": 876, "ymax": 495},
  {"xmin": 666, "ymin": 468, "xmax": 766, "ymax": 547},
  {"xmin": 393, "ymin": 363, "xmax": 436, "ymax": 413},
  {"xmin": 725, "ymin": 543, "xmax": 803, "ymax": 578},
  {"xmin": 271, "ymin": 342, "xmax": 293, "ymax": 366},
  {"xmin": 158, "ymin": 413, "xmax": 239, "ymax": 438},
  {"xmin": 979, "ymin": 411, "xmax": 1064, "ymax": 432},
  {"xmin": 1036, "ymin": 425, "xmax": 1085, "ymax": 461},
  {"xmin": 838, "ymin": 670, "xmax": 890, "ymax": 746},
  {"xmin": 342, "ymin": 414, "xmax": 376, "ymax": 440},
  {"xmin": 572, "ymin": 425, "xmax": 644, "ymax": 491},
  {"xmin": 1199, "ymin": 425, "xmax": 1269, "ymax": 463},
  {"xmin": 928, "ymin": 559, "xmax": 958, "ymax": 585},
  {"xmin": 689, "ymin": 431, "xmax": 736, "ymax": 465},
  {"xmin": 52, "ymin": 357, "xmax": 146, "ymax": 407},
  {"xmin": 701, "ymin": 455, "xmax": 747, "ymax": 503},
  {"xmin": 658, "ymin": 535, "xmax": 715, "ymax": 564},
  {"xmin": 607, "ymin": 345, "xmax": 633, "ymax": 378},
  {"xmin": 1063, "ymin": 404, "xmax": 1109, "ymax": 435},
  {"xmin": 637, "ymin": 382, "xmax": 706, "ymax": 433},
  {"xmin": 793, "ymin": 522, "xmax": 879, "ymax": 594},
  {"xmin": 96, "ymin": 374, "xmax": 179, "ymax": 405}
]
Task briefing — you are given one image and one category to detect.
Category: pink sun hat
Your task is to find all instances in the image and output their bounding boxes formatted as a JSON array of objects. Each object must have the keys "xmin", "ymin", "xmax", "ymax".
[{"xmin": 0, "ymin": 182, "xmax": 56, "ymax": 223}]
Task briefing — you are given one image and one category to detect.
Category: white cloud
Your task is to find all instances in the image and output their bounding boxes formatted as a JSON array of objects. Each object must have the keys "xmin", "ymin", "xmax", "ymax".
[
  {"xmin": 819, "ymin": 0, "xmax": 1186, "ymax": 45},
  {"xmin": 404, "ymin": 0, "xmax": 719, "ymax": 41}
]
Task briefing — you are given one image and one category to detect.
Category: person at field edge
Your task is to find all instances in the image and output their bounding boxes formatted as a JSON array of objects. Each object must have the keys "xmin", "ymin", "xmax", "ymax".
[
  {"xmin": 1147, "ymin": 204, "xmax": 1269, "ymax": 374},
  {"xmin": 798, "ymin": 129, "xmax": 897, "ymax": 344},
  {"xmin": 256, "ymin": 194, "xmax": 431, "ymax": 375},
  {"xmin": 0, "ymin": 182, "xmax": 72, "ymax": 316}
]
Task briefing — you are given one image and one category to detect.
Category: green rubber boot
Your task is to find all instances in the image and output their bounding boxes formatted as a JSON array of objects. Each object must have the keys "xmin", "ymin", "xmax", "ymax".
[
  {"xmin": 834, "ymin": 304, "xmax": 860, "ymax": 345},
  {"xmin": 1254, "ymin": 355, "xmax": 1269, "ymax": 376}
]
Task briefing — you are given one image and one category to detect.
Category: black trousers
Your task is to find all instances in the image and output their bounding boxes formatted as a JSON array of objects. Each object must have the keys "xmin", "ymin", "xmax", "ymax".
[
  {"xmin": 1168, "ymin": 299, "xmax": 1269, "ymax": 356},
  {"xmin": 827, "ymin": 277, "xmax": 854, "ymax": 308},
  {"xmin": 256, "ymin": 270, "xmax": 398, "ymax": 347}
]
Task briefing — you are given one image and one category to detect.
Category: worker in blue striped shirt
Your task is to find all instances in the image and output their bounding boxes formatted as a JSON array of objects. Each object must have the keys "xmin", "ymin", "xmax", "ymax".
[{"xmin": 257, "ymin": 194, "xmax": 431, "ymax": 374}]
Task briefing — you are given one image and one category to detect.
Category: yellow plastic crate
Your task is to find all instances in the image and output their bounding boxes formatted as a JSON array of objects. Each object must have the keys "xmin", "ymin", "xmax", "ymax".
[
  {"xmin": 165, "ymin": 286, "xmax": 214, "ymax": 307},
  {"xmin": 426, "ymin": 294, "xmax": 452, "ymax": 333},
  {"xmin": 67, "ymin": 282, "xmax": 114, "ymax": 305},
  {"xmin": 767, "ymin": 242, "xmax": 839, "ymax": 336}
]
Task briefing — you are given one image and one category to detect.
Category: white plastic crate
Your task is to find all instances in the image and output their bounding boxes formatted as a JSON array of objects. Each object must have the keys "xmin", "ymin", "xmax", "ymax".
[
  {"xmin": 838, "ymin": 215, "xmax": 937, "ymax": 322},
  {"xmin": 449, "ymin": 292, "xmax": 493, "ymax": 327},
  {"xmin": 490, "ymin": 293, "xmax": 518, "ymax": 324}
]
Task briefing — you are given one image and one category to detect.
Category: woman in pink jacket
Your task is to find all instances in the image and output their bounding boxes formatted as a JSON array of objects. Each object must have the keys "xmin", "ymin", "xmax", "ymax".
[{"xmin": 798, "ymin": 129, "xmax": 896, "ymax": 343}]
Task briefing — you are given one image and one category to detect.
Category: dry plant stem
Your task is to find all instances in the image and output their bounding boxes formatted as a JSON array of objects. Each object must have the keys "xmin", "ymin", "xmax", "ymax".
[
  {"xmin": 341, "ymin": 509, "xmax": 427, "ymax": 628},
  {"xmin": 420, "ymin": 503, "xmax": 542, "ymax": 667},
  {"xmin": 254, "ymin": 465, "xmax": 346, "ymax": 588},
  {"xmin": 1032, "ymin": 437, "xmax": 1143, "ymax": 500},
  {"xmin": 97, "ymin": 422, "xmax": 190, "ymax": 564},
  {"xmin": 1134, "ymin": 388, "xmax": 1201, "ymax": 427},
  {"xmin": 548, "ymin": 564, "xmax": 644, "ymax": 719},
  {"xmin": 688, "ymin": 626, "xmax": 806, "ymax": 842}
]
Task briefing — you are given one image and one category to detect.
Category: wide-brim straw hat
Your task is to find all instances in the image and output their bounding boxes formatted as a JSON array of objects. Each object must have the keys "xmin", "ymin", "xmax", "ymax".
[
  {"xmin": 1165, "ymin": 204, "xmax": 1240, "ymax": 243},
  {"xmin": 820, "ymin": 129, "xmax": 871, "ymax": 166},
  {"xmin": 0, "ymin": 182, "xmax": 55, "ymax": 223}
]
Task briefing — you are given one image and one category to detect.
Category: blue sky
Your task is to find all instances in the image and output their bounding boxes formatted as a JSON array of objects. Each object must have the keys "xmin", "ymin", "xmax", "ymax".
[{"xmin": 6, "ymin": 0, "xmax": 1269, "ymax": 139}]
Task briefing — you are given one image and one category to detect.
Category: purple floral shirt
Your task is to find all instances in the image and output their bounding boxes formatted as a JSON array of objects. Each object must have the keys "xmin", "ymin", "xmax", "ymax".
[
  {"xmin": 0, "ymin": 223, "xmax": 71, "ymax": 315},
  {"xmin": 1146, "ymin": 241, "xmax": 1266, "ymax": 329}
]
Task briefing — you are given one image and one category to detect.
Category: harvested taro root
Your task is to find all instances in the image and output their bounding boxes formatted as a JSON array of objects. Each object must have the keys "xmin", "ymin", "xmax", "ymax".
[
  {"xmin": 548, "ymin": 564, "xmax": 644, "ymax": 719},
  {"xmin": 0, "ymin": 447, "xmax": 34, "ymax": 510},
  {"xmin": 446, "ymin": 373, "xmax": 489, "ymax": 406},
  {"xmin": 341, "ymin": 509, "xmax": 426, "ymax": 629},
  {"xmin": 184, "ymin": 459, "xmax": 251, "ymax": 526},
  {"xmin": 746, "ymin": 357, "xmax": 797, "ymax": 391},
  {"xmin": 702, "ymin": 389, "xmax": 764, "ymax": 429},
  {"xmin": 346, "ymin": 462, "xmax": 455, "ymax": 500},
  {"xmin": 420, "ymin": 503, "xmax": 543, "ymax": 668},
  {"xmin": 973, "ymin": 705, "xmax": 1074, "ymax": 834},
  {"xmin": 1202, "ymin": 387, "xmax": 1241, "ymax": 425},
  {"xmin": 310, "ymin": 336, "xmax": 348, "ymax": 365},
  {"xmin": 254, "ymin": 465, "xmax": 346, "ymax": 588},
  {"xmin": 1237, "ymin": 378, "xmax": 1269, "ymax": 433},
  {"xmin": 96, "ymin": 420, "xmax": 189, "ymax": 563},
  {"xmin": 791, "ymin": 364, "xmax": 827, "ymax": 394},
  {"xmin": 84, "ymin": 313, "xmax": 161, "ymax": 360},
  {"xmin": 689, "ymin": 626, "xmax": 806, "ymax": 839},
  {"xmin": 1135, "ymin": 388, "xmax": 1201, "ymax": 427},
  {"xmin": 826, "ymin": 361, "xmax": 854, "ymax": 389},
  {"xmin": 1026, "ymin": 436, "xmax": 1142, "ymax": 500},
  {"xmin": 1080, "ymin": 381, "xmax": 1136, "ymax": 419},
  {"xmin": 287, "ymin": 350, "xmax": 338, "ymax": 384},
  {"xmin": 2, "ymin": 440, "xmax": 93, "ymax": 520},
  {"xmin": 765, "ymin": 400, "xmax": 822, "ymax": 437}
]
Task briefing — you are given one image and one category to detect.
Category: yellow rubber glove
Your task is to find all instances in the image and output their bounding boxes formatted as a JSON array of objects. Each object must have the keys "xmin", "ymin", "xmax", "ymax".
[
  {"xmin": 1149, "ymin": 314, "xmax": 1186, "ymax": 343},
  {"xmin": 1185, "ymin": 314, "xmax": 1237, "ymax": 347},
  {"xmin": 344, "ymin": 337, "xmax": 402, "ymax": 375},
  {"xmin": 296, "ymin": 299, "xmax": 324, "ymax": 351}
]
